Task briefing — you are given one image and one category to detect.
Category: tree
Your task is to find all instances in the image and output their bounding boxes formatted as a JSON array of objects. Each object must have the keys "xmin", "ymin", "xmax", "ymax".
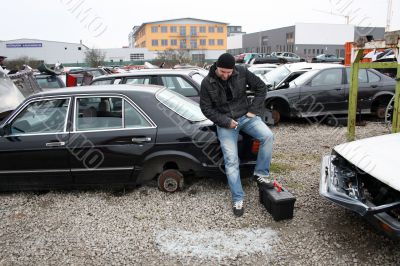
[
  {"xmin": 4, "ymin": 56, "xmax": 43, "ymax": 70},
  {"xmin": 84, "ymin": 48, "xmax": 106, "ymax": 67}
]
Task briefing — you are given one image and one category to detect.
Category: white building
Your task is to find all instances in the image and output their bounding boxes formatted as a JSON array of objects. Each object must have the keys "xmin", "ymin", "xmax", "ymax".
[
  {"xmin": 0, "ymin": 38, "xmax": 157, "ymax": 65},
  {"xmin": 0, "ymin": 39, "xmax": 88, "ymax": 65}
]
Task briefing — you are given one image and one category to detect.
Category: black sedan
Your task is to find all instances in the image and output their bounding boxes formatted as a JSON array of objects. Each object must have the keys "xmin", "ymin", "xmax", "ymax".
[
  {"xmin": 0, "ymin": 85, "xmax": 258, "ymax": 192},
  {"xmin": 264, "ymin": 66, "xmax": 396, "ymax": 123}
]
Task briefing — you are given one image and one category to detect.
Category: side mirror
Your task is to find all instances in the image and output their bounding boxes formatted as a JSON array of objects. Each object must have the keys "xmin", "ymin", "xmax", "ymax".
[{"xmin": 281, "ymin": 82, "xmax": 289, "ymax": 89}]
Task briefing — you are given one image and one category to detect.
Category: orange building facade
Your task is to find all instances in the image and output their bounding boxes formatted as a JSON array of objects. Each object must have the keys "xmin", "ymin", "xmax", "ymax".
[{"xmin": 134, "ymin": 18, "xmax": 227, "ymax": 52}]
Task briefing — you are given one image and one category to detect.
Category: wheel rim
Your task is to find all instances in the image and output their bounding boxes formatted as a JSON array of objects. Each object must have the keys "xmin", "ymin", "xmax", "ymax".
[
  {"xmin": 271, "ymin": 110, "xmax": 281, "ymax": 124},
  {"xmin": 164, "ymin": 178, "xmax": 178, "ymax": 192},
  {"xmin": 158, "ymin": 169, "xmax": 183, "ymax": 193},
  {"xmin": 376, "ymin": 106, "xmax": 387, "ymax": 119}
]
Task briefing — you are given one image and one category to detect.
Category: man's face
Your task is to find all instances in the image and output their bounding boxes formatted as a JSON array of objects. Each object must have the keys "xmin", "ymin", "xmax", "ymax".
[{"xmin": 216, "ymin": 67, "xmax": 233, "ymax": 81}]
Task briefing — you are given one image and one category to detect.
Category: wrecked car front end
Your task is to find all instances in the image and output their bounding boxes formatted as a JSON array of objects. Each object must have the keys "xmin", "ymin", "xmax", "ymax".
[{"xmin": 320, "ymin": 133, "xmax": 400, "ymax": 239}]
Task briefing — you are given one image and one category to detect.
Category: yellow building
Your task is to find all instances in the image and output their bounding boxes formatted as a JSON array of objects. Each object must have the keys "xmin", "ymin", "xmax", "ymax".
[{"xmin": 134, "ymin": 18, "xmax": 227, "ymax": 52}]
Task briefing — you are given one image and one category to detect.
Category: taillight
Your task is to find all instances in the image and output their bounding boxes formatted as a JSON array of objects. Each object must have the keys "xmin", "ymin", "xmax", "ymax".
[
  {"xmin": 251, "ymin": 140, "xmax": 260, "ymax": 154},
  {"xmin": 66, "ymin": 73, "xmax": 77, "ymax": 87}
]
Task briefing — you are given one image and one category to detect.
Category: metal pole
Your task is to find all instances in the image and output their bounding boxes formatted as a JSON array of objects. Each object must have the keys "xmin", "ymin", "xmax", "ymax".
[
  {"xmin": 347, "ymin": 49, "xmax": 364, "ymax": 141},
  {"xmin": 392, "ymin": 60, "xmax": 400, "ymax": 133}
]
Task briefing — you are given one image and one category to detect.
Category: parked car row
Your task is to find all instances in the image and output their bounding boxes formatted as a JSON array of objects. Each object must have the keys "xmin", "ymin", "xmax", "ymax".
[{"xmin": 263, "ymin": 63, "xmax": 396, "ymax": 123}]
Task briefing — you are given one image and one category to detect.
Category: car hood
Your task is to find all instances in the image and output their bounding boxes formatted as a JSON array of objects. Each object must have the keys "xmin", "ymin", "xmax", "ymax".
[
  {"xmin": 334, "ymin": 133, "xmax": 400, "ymax": 191},
  {"xmin": 0, "ymin": 67, "xmax": 25, "ymax": 114}
]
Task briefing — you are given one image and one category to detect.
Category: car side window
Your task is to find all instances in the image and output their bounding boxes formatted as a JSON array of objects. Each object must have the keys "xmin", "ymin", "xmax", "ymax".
[
  {"xmin": 345, "ymin": 69, "xmax": 368, "ymax": 84},
  {"xmin": 91, "ymin": 79, "xmax": 113, "ymax": 85},
  {"xmin": 75, "ymin": 97, "xmax": 123, "ymax": 131},
  {"xmin": 124, "ymin": 100, "xmax": 152, "ymax": 128},
  {"xmin": 367, "ymin": 71, "xmax": 381, "ymax": 83},
  {"xmin": 125, "ymin": 77, "xmax": 150, "ymax": 85},
  {"xmin": 311, "ymin": 69, "xmax": 343, "ymax": 86},
  {"xmin": 160, "ymin": 76, "xmax": 198, "ymax": 97},
  {"xmin": 9, "ymin": 98, "xmax": 70, "ymax": 135}
]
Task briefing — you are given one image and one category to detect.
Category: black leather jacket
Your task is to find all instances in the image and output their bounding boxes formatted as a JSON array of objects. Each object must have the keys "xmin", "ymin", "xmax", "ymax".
[{"xmin": 200, "ymin": 63, "xmax": 267, "ymax": 128}]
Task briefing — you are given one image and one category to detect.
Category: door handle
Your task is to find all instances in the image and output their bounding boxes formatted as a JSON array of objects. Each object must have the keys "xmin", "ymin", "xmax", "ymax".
[
  {"xmin": 131, "ymin": 137, "xmax": 151, "ymax": 143},
  {"xmin": 46, "ymin": 141, "xmax": 66, "ymax": 147},
  {"xmin": 334, "ymin": 87, "xmax": 343, "ymax": 91},
  {"xmin": 370, "ymin": 85, "xmax": 378, "ymax": 88}
]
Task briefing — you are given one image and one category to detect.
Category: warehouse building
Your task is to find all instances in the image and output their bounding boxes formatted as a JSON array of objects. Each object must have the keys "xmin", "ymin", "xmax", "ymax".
[
  {"xmin": 228, "ymin": 23, "xmax": 385, "ymax": 61},
  {"xmin": 0, "ymin": 39, "xmax": 156, "ymax": 65}
]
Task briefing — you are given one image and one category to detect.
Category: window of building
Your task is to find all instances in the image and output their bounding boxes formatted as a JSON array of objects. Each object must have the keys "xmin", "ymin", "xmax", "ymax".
[
  {"xmin": 170, "ymin": 26, "xmax": 177, "ymax": 33},
  {"xmin": 130, "ymin": 53, "xmax": 144, "ymax": 60},
  {"xmin": 304, "ymin": 49, "xmax": 307, "ymax": 55},
  {"xmin": 161, "ymin": 39, "xmax": 168, "ymax": 46},
  {"xmin": 217, "ymin": 26, "xmax": 223, "ymax": 33},
  {"xmin": 208, "ymin": 26, "xmax": 215, "ymax": 33},
  {"xmin": 151, "ymin": 26, "xmax": 158, "ymax": 33},
  {"xmin": 217, "ymin": 39, "xmax": 224, "ymax": 46},
  {"xmin": 286, "ymin": 32, "xmax": 294, "ymax": 44},
  {"xmin": 170, "ymin": 39, "xmax": 177, "ymax": 46},
  {"xmin": 192, "ymin": 54, "xmax": 205, "ymax": 62},
  {"xmin": 200, "ymin": 39, "xmax": 206, "ymax": 46},
  {"xmin": 308, "ymin": 49, "xmax": 311, "ymax": 54},
  {"xmin": 312, "ymin": 49, "xmax": 315, "ymax": 54},
  {"xmin": 161, "ymin": 26, "xmax": 167, "ymax": 33},
  {"xmin": 190, "ymin": 26, "xmax": 197, "ymax": 36},
  {"xmin": 190, "ymin": 40, "xmax": 197, "ymax": 49},
  {"xmin": 199, "ymin": 26, "xmax": 206, "ymax": 33},
  {"xmin": 152, "ymin": 40, "xmax": 158, "ymax": 46},
  {"xmin": 208, "ymin": 39, "xmax": 215, "ymax": 46},
  {"xmin": 180, "ymin": 39, "xmax": 186, "ymax": 49},
  {"xmin": 180, "ymin": 26, "xmax": 186, "ymax": 36}
]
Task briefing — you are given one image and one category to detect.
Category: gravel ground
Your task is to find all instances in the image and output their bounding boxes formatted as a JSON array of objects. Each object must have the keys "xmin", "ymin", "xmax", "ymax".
[{"xmin": 1, "ymin": 121, "xmax": 399, "ymax": 265}]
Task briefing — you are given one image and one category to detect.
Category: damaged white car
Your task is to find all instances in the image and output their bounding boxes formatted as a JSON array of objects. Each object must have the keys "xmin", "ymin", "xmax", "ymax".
[{"xmin": 320, "ymin": 133, "xmax": 400, "ymax": 239}]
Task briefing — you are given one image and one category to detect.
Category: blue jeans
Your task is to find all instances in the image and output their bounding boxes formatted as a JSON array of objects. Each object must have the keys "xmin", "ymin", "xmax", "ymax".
[{"xmin": 217, "ymin": 115, "xmax": 274, "ymax": 203}]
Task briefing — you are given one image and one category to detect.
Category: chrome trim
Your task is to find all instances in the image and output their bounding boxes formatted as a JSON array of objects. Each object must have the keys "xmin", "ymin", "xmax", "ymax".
[
  {"xmin": 0, "ymin": 169, "xmax": 70, "ymax": 174},
  {"xmin": 72, "ymin": 94, "xmax": 157, "ymax": 132},
  {"xmin": 2, "ymin": 132, "xmax": 69, "ymax": 138},
  {"xmin": 122, "ymin": 99, "xmax": 125, "ymax": 128},
  {"xmin": 46, "ymin": 141, "xmax": 66, "ymax": 147},
  {"xmin": 71, "ymin": 167, "xmax": 133, "ymax": 172},
  {"xmin": 2, "ymin": 97, "xmax": 72, "ymax": 137}
]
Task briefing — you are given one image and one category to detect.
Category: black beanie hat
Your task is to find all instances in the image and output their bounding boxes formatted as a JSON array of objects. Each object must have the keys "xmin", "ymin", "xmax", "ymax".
[{"xmin": 216, "ymin": 53, "xmax": 235, "ymax": 69}]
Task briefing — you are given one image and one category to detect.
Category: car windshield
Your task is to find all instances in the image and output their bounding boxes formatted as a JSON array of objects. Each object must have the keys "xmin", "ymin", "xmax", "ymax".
[
  {"xmin": 289, "ymin": 69, "xmax": 318, "ymax": 87},
  {"xmin": 263, "ymin": 65, "xmax": 290, "ymax": 86},
  {"xmin": 156, "ymin": 88, "xmax": 207, "ymax": 122},
  {"xmin": 190, "ymin": 72, "xmax": 206, "ymax": 86}
]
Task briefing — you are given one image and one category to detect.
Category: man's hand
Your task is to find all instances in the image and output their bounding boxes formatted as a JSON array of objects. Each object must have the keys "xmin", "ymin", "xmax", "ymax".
[
  {"xmin": 229, "ymin": 119, "xmax": 238, "ymax": 129},
  {"xmin": 246, "ymin": 112, "xmax": 256, "ymax": 118}
]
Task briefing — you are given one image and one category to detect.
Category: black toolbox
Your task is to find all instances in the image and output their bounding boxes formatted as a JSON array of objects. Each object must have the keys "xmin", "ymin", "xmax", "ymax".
[{"xmin": 259, "ymin": 183, "xmax": 296, "ymax": 221}]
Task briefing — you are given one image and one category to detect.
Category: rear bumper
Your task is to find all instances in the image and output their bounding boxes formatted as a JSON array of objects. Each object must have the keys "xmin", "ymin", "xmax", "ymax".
[{"xmin": 320, "ymin": 155, "xmax": 400, "ymax": 239}]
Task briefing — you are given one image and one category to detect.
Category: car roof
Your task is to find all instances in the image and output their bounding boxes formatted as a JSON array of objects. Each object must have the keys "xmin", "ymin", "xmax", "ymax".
[
  {"xmin": 285, "ymin": 62, "xmax": 344, "ymax": 71},
  {"xmin": 92, "ymin": 68, "xmax": 201, "ymax": 80},
  {"xmin": 31, "ymin": 84, "xmax": 163, "ymax": 98}
]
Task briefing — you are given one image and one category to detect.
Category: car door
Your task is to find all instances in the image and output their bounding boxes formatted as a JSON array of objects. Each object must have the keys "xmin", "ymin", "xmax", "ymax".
[
  {"xmin": 0, "ymin": 97, "xmax": 72, "ymax": 188},
  {"xmin": 344, "ymin": 68, "xmax": 370, "ymax": 110},
  {"xmin": 297, "ymin": 68, "xmax": 346, "ymax": 115},
  {"xmin": 69, "ymin": 94, "xmax": 157, "ymax": 185}
]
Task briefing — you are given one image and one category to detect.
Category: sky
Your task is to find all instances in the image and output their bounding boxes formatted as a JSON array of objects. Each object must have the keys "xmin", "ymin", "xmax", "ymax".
[{"xmin": 2, "ymin": 0, "xmax": 399, "ymax": 48}]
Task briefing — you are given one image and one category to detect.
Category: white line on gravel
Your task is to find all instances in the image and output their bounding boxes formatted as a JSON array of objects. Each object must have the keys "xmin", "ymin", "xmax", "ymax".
[{"xmin": 155, "ymin": 228, "xmax": 279, "ymax": 260}]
